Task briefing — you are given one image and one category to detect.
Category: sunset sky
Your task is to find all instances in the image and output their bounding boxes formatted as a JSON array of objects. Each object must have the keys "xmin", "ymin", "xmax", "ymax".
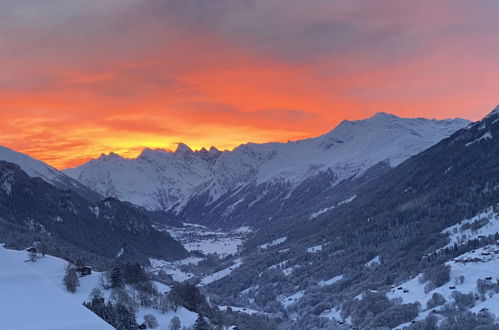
[{"xmin": 1, "ymin": 0, "xmax": 498, "ymax": 169}]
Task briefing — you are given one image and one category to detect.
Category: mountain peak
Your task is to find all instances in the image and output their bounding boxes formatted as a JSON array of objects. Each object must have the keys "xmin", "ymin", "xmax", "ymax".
[
  {"xmin": 175, "ymin": 143, "xmax": 193, "ymax": 153},
  {"xmin": 138, "ymin": 148, "xmax": 164, "ymax": 160},
  {"xmin": 98, "ymin": 152, "xmax": 123, "ymax": 160},
  {"xmin": 333, "ymin": 112, "xmax": 400, "ymax": 131},
  {"xmin": 371, "ymin": 112, "xmax": 399, "ymax": 120},
  {"xmin": 209, "ymin": 146, "xmax": 220, "ymax": 153}
]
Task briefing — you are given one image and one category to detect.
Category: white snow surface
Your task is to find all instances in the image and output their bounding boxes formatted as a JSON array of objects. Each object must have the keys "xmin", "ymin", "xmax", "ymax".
[
  {"xmin": 279, "ymin": 290, "xmax": 305, "ymax": 308},
  {"xmin": 366, "ymin": 255, "xmax": 381, "ymax": 267},
  {"xmin": 309, "ymin": 195, "xmax": 357, "ymax": 219},
  {"xmin": 319, "ymin": 275, "xmax": 344, "ymax": 287},
  {"xmin": 63, "ymin": 114, "xmax": 468, "ymax": 211},
  {"xmin": 149, "ymin": 258, "xmax": 196, "ymax": 282},
  {"xmin": 259, "ymin": 237, "xmax": 287, "ymax": 249},
  {"xmin": 199, "ymin": 258, "xmax": 242, "ymax": 286},
  {"xmin": 0, "ymin": 246, "xmax": 199, "ymax": 329},
  {"xmin": 163, "ymin": 222, "xmax": 247, "ymax": 258},
  {"xmin": 219, "ymin": 305, "xmax": 267, "ymax": 315},
  {"xmin": 388, "ymin": 246, "xmax": 499, "ymax": 309},
  {"xmin": 307, "ymin": 245, "xmax": 323, "ymax": 253},
  {"xmin": 466, "ymin": 131, "xmax": 493, "ymax": 147},
  {"xmin": 0, "ymin": 246, "xmax": 113, "ymax": 330}
]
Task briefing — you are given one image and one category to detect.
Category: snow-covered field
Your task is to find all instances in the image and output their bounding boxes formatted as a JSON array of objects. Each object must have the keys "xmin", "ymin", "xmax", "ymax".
[
  {"xmin": 259, "ymin": 237, "xmax": 287, "ymax": 250},
  {"xmin": 199, "ymin": 259, "xmax": 242, "ymax": 286},
  {"xmin": 0, "ymin": 246, "xmax": 111, "ymax": 330},
  {"xmin": 162, "ymin": 223, "xmax": 249, "ymax": 258},
  {"xmin": 309, "ymin": 195, "xmax": 357, "ymax": 219},
  {"xmin": 388, "ymin": 246, "xmax": 499, "ymax": 308},
  {"xmin": 319, "ymin": 275, "xmax": 344, "ymax": 287},
  {"xmin": 149, "ymin": 258, "xmax": 197, "ymax": 282},
  {"xmin": 219, "ymin": 305, "xmax": 269, "ymax": 316},
  {"xmin": 279, "ymin": 291, "xmax": 305, "ymax": 308},
  {"xmin": 384, "ymin": 206, "xmax": 499, "ymax": 328},
  {"xmin": 0, "ymin": 246, "xmax": 199, "ymax": 329},
  {"xmin": 307, "ymin": 244, "xmax": 323, "ymax": 253}
]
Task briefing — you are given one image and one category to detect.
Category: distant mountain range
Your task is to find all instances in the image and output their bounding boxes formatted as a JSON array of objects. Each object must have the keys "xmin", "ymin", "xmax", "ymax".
[{"xmin": 63, "ymin": 113, "xmax": 469, "ymax": 227}]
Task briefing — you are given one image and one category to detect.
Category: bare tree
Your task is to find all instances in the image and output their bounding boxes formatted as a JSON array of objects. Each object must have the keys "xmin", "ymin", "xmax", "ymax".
[
  {"xmin": 144, "ymin": 314, "xmax": 158, "ymax": 329},
  {"xmin": 63, "ymin": 264, "xmax": 79, "ymax": 293},
  {"xmin": 169, "ymin": 316, "xmax": 181, "ymax": 330}
]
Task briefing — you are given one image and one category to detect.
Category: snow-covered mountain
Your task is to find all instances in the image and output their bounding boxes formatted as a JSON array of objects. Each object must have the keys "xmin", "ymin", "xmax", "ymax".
[
  {"xmin": 63, "ymin": 145, "xmax": 219, "ymax": 211},
  {"xmin": 0, "ymin": 146, "xmax": 100, "ymax": 201},
  {"xmin": 64, "ymin": 113, "xmax": 469, "ymax": 217}
]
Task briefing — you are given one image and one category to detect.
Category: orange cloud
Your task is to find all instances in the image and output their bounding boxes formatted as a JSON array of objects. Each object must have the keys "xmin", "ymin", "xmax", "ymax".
[{"xmin": 0, "ymin": 0, "xmax": 497, "ymax": 169}]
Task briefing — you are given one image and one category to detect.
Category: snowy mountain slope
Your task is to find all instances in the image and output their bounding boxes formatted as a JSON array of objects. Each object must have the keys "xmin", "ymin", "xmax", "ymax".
[
  {"xmin": 0, "ymin": 246, "xmax": 113, "ymax": 330},
  {"xmin": 64, "ymin": 113, "xmax": 469, "ymax": 216},
  {"xmin": 0, "ymin": 246, "xmax": 200, "ymax": 330},
  {"xmin": 0, "ymin": 145, "xmax": 100, "ymax": 202}
]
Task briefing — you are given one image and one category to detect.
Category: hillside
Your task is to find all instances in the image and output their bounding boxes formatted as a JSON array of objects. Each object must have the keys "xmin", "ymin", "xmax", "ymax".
[
  {"xmin": 0, "ymin": 161, "xmax": 188, "ymax": 266},
  {"xmin": 202, "ymin": 105, "xmax": 499, "ymax": 328},
  {"xmin": 0, "ymin": 245, "xmax": 113, "ymax": 330}
]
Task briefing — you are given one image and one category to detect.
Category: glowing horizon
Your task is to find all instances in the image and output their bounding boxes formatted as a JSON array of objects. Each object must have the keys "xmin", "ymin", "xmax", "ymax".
[{"xmin": 1, "ymin": 1, "xmax": 497, "ymax": 169}]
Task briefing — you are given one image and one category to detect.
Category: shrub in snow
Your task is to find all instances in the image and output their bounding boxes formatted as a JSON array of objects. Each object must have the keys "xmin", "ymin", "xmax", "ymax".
[
  {"xmin": 193, "ymin": 315, "xmax": 210, "ymax": 330},
  {"xmin": 438, "ymin": 309, "xmax": 496, "ymax": 329},
  {"xmin": 143, "ymin": 314, "xmax": 158, "ymax": 329},
  {"xmin": 168, "ymin": 316, "xmax": 181, "ymax": 330},
  {"xmin": 168, "ymin": 282, "xmax": 207, "ymax": 314},
  {"xmin": 427, "ymin": 293, "xmax": 446, "ymax": 309},
  {"xmin": 63, "ymin": 264, "xmax": 79, "ymax": 293},
  {"xmin": 422, "ymin": 264, "xmax": 450, "ymax": 288},
  {"xmin": 424, "ymin": 281, "xmax": 436, "ymax": 294},
  {"xmin": 369, "ymin": 302, "xmax": 420, "ymax": 329},
  {"xmin": 451, "ymin": 291, "xmax": 476, "ymax": 310},
  {"xmin": 90, "ymin": 287, "xmax": 103, "ymax": 300},
  {"xmin": 476, "ymin": 278, "xmax": 499, "ymax": 295}
]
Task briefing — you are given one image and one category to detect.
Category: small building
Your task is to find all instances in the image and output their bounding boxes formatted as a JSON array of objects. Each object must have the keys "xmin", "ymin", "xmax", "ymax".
[
  {"xmin": 76, "ymin": 266, "xmax": 92, "ymax": 276},
  {"xmin": 26, "ymin": 247, "xmax": 37, "ymax": 254}
]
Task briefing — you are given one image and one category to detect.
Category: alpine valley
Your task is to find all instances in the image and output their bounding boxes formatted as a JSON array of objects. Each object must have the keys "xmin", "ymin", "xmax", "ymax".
[{"xmin": 6, "ymin": 108, "xmax": 499, "ymax": 329}]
